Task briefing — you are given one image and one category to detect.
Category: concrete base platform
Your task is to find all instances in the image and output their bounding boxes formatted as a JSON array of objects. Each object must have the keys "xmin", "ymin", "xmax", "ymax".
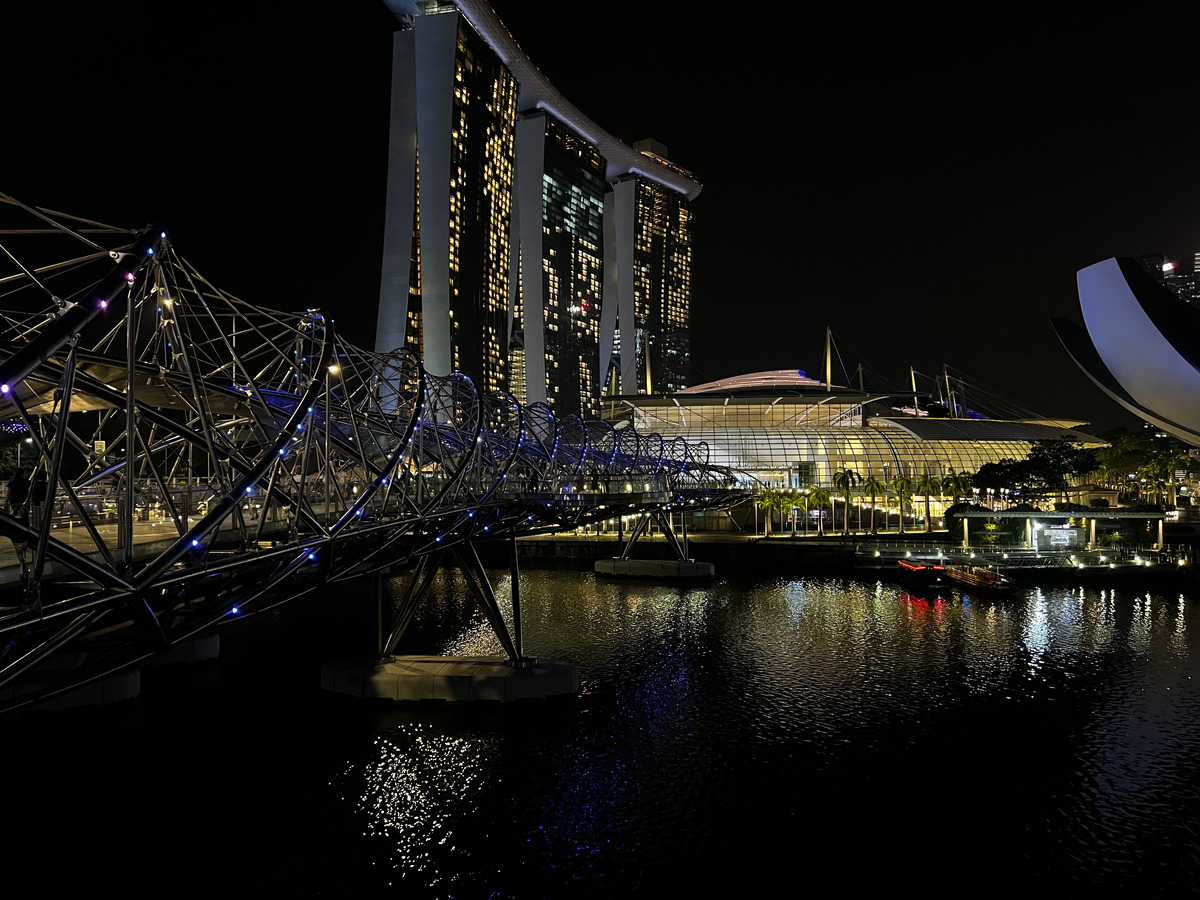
[
  {"xmin": 143, "ymin": 632, "xmax": 221, "ymax": 667},
  {"xmin": 0, "ymin": 668, "xmax": 141, "ymax": 712},
  {"xmin": 595, "ymin": 558, "xmax": 715, "ymax": 579},
  {"xmin": 321, "ymin": 655, "xmax": 579, "ymax": 703}
]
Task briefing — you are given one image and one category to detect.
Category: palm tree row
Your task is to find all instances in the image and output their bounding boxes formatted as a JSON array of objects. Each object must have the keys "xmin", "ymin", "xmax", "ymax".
[{"xmin": 754, "ymin": 469, "xmax": 972, "ymax": 535}]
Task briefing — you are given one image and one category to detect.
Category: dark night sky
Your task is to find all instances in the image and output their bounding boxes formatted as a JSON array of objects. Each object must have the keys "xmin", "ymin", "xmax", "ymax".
[{"xmin": 4, "ymin": 1, "xmax": 1198, "ymax": 431}]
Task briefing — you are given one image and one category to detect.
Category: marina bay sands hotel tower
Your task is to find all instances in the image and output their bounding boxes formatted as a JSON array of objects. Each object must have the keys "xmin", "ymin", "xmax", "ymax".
[{"xmin": 376, "ymin": 0, "xmax": 701, "ymax": 418}]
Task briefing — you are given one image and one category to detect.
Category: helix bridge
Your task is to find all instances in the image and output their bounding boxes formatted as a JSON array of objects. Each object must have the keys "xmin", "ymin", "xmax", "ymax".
[{"xmin": 0, "ymin": 193, "xmax": 747, "ymax": 712}]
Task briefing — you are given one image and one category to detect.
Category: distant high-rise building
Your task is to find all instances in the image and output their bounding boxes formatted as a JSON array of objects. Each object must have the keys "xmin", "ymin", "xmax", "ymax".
[
  {"xmin": 377, "ymin": 0, "xmax": 701, "ymax": 416},
  {"xmin": 1137, "ymin": 251, "xmax": 1200, "ymax": 306}
]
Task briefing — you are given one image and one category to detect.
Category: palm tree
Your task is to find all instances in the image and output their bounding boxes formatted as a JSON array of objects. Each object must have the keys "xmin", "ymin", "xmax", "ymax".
[
  {"xmin": 831, "ymin": 468, "xmax": 862, "ymax": 535},
  {"xmin": 808, "ymin": 486, "xmax": 832, "ymax": 536},
  {"xmin": 778, "ymin": 490, "xmax": 799, "ymax": 536},
  {"xmin": 790, "ymin": 491, "xmax": 808, "ymax": 536},
  {"xmin": 890, "ymin": 474, "xmax": 913, "ymax": 535},
  {"xmin": 916, "ymin": 472, "xmax": 941, "ymax": 532},
  {"xmin": 942, "ymin": 470, "xmax": 971, "ymax": 506},
  {"xmin": 755, "ymin": 488, "xmax": 780, "ymax": 536},
  {"xmin": 862, "ymin": 475, "xmax": 887, "ymax": 533},
  {"xmin": 1138, "ymin": 458, "xmax": 1175, "ymax": 508},
  {"xmin": 1093, "ymin": 446, "xmax": 1130, "ymax": 492}
]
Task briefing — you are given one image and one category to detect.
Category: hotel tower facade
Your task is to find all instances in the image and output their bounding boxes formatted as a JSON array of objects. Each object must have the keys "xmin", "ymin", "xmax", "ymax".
[{"xmin": 376, "ymin": 0, "xmax": 701, "ymax": 417}]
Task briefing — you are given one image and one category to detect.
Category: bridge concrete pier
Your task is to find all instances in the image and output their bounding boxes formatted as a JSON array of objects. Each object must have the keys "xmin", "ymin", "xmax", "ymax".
[
  {"xmin": 0, "ymin": 666, "xmax": 141, "ymax": 712},
  {"xmin": 0, "ymin": 631, "xmax": 220, "ymax": 714},
  {"xmin": 595, "ymin": 508, "xmax": 714, "ymax": 580},
  {"xmin": 142, "ymin": 632, "xmax": 221, "ymax": 667},
  {"xmin": 321, "ymin": 655, "xmax": 578, "ymax": 703},
  {"xmin": 595, "ymin": 558, "xmax": 714, "ymax": 579}
]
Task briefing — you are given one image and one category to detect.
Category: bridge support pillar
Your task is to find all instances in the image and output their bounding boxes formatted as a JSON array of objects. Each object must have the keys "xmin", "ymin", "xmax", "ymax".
[
  {"xmin": 596, "ymin": 509, "xmax": 714, "ymax": 580},
  {"xmin": 510, "ymin": 535, "xmax": 523, "ymax": 663},
  {"xmin": 374, "ymin": 567, "xmax": 390, "ymax": 659},
  {"xmin": 322, "ymin": 541, "xmax": 578, "ymax": 703},
  {"xmin": 378, "ymin": 541, "xmax": 533, "ymax": 666}
]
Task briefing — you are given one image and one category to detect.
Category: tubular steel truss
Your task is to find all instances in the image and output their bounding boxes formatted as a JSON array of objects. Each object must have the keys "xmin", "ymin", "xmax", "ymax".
[{"xmin": 0, "ymin": 195, "xmax": 748, "ymax": 712}]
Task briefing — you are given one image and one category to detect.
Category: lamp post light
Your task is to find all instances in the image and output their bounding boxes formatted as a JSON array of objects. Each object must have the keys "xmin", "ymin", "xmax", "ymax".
[{"xmin": 987, "ymin": 487, "xmax": 995, "ymax": 510}]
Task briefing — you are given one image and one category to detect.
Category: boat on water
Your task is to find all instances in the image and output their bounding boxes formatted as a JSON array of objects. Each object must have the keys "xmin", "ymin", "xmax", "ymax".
[
  {"xmin": 896, "ymin": 559, "xmax": 948, "ymax": 594},
  {"xmin": 944, "ymin": 563, "xmax": 1014, "ymax": 594}
]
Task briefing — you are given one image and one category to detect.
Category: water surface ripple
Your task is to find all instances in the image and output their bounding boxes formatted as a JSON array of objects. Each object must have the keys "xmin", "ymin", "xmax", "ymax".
[
  {"xmin": 9, "ymin": 570, "xmax": 1200, "ymax": 896},
  {"xmin": 325, "ymin": 572, "xmax": 1200, "ymax": 897}
]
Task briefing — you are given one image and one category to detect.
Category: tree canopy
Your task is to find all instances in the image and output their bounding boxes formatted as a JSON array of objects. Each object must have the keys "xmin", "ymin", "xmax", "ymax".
[{"xmin": 973, "ymin": 439, "xmax": 1098, "ymax": 497}]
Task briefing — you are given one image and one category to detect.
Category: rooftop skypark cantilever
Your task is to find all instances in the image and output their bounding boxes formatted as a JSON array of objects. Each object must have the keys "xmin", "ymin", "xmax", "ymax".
[{"xmin": 377, "ymin": 1, "xmax": 701, "ymax": 418}]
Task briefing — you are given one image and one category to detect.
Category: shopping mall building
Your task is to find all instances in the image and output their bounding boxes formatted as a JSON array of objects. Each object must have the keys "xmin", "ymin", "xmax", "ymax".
[{"xmin": 601, "ymin": 370, "xmax": 1107, "ymax": 529}]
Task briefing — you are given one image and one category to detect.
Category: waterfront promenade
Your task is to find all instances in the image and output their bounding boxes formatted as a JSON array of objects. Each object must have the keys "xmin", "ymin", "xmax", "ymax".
[
  {"xmin": 3, "ymin": 513, "xmax": 1193, "ymax": 605},
  {"xmin": 503, "ymin": 527, "xmax": 1195, "ymax": 583}
]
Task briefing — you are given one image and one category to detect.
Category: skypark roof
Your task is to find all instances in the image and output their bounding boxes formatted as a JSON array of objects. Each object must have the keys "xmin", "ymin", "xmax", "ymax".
[{"xmin": 452, "ymin": 0, "xmax": 703, "ymax": 201}]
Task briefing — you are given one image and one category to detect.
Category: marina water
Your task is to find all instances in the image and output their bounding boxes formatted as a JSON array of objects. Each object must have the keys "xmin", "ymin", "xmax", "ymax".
[{"xmin": 9, "ymin": 567, "xmax": 1200, "ymax": 896}]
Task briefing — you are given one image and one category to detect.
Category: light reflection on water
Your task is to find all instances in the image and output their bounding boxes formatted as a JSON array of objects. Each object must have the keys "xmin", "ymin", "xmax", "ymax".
[
  {"xmin": 334, "ymin": 571, "xmax": 1200, "ymax": 896},
  {"xmin": 340, "ymin": 724, "xmax": 497, "ymax": 886}
]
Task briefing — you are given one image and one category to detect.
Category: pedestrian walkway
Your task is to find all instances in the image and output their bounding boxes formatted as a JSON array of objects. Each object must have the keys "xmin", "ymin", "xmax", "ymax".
[{"xmin": 0, "ymin": 513, "xmax": 291, "ymax": 591}]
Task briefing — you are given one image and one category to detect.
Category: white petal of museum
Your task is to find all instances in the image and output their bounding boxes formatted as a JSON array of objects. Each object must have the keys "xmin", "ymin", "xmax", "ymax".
[{"xmin": 1054, "ymin": 258, "xmax": 1200, "ymax": 446}]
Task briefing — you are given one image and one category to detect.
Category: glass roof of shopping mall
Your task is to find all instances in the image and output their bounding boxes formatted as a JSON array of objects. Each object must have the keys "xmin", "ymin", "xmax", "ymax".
[{"xmin": 602, "ymin": 389, "xmax": 1105, "ymax": 488}]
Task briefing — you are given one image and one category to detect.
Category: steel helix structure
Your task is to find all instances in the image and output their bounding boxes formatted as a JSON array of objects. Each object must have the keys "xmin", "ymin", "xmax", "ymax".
[{"xmin": 0, "ymin": 194, "xmax": 747, "ymax": 711}]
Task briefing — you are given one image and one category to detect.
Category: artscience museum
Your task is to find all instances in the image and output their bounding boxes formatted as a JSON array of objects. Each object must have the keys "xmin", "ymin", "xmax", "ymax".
[{"xmin": 1054, "ymin": 257, "xmax": 1200, "ymax": 447}]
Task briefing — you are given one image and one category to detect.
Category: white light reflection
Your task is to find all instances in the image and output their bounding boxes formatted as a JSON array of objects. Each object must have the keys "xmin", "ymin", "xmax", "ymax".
[
  {"xmin": 1173, "ymin": 595, "xmax": 1188, "ymax": 656},
  {"xmin": 785, "ymin": 580, "xmax": 809, "ymax": 623},
  {"xmin": 339, "ymin": 723, "xmax": 498, "ymax": 883},
  {"xmin": 1023, "ymin": 588, "xmax": 1050, "ymax": 671}
]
